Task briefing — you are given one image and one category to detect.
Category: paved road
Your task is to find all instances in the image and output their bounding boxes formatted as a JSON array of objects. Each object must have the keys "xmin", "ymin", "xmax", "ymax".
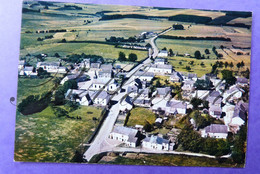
[{"xmin": 83, "ymin": 27, "xmax": 173, "ymax": 162}]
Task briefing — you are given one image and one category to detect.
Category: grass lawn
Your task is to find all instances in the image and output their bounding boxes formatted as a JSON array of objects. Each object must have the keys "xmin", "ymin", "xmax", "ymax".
[
  {"xmin": 14, "ymin": 105, "xmax": 102, "ymax": 163},
  {"xmin": 17, "ymin": 77, "xmax": 57, "ymax": 103},
  {"xmin": 126, "ymin": 107, "xmax": 156, "ymax": 127},
  {"xmin": 101, "ymin": 153, "xmax": 240, "ymax": 167},
  {"xmin": 20, "ymin": 42, "xmax": 148, "ymax": 61}
]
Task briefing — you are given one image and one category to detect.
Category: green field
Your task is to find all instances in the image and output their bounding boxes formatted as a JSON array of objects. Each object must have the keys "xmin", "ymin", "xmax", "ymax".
[
  {"xmin": 126, "ymin": 107, "xmax": 156, "ymax": 127},
  {"xmin": 14, "ymin": 105, "xmax": 102, "ymax": 162}
]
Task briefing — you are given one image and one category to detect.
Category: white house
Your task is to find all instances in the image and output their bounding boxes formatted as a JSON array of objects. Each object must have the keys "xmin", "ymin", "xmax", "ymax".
[
  {"xmin": 133, "ymin": 71, "xmax": 155, "ymax": 82},
  {"xmin": 170, "ymin": 71, "xmax": 183, "ymax": 82},
  {"xmin": 142, "ymin": 135, "xmax": 170, "ymax": 151},
  {"xmin": 146, "ymin": 64, "xmax": 172, "ymax": 75},
  {"xmin": 157, "ymin": 50, "xmax": 168, "ymax": 57},
  {"xmin": 18, "ymin": 60, "xmax": 25, "ymax": 70},
  {"xmin": 89, "ymin": 78, "xmax": 118, "ymax": 92},
  {"xmin": 201, "ymin": 124, "xmax": 228, "ymax": 139},
  {"xmin": 182, "ymin": 79, "xmax": 195, "ymax": 92},
  {"xmin": 90, "ymin": 91, "xmax": 110, "ymax": 106},
  {"xmin": 80, "ymin": 59, "xmax": 90, "ymax": 69},
  {"xmin": 60, "ymin": 74, "xmax": 88, "ymax": 85},
  {"xmin": 109, "ymin": 126, "xmax": 140, "ymax": 148},
  {"xmin": 154, "ymin": 58, "xmax": 166, "ymax": 65},
  {"xmin": 192, "ymin": 90, "xmax": 210, "ymax": 99},
  {"xmin": 236, "ymin": 77, "xmax": 249, "ymax": 87},
  {"xmin": 223, "ymin": 85, "xmax": 244, "ymax": 103},
  {"xmin": 119, "ymin": 96, "xmax": 133, "ymax": 111},
  {"xmin": 152, "ymin": 99, "xmax": 187, "ymax": 115},
  {"xmin": 229, "ymin": 101, "xmax": 248, "ymax": 133},
  {"xmin": 209, "ymin": 105, "xmax": 222, "ymax": 119},
  {"xmin": 37, "ymin": 62, "xmax": 66, "ymax": 73}
]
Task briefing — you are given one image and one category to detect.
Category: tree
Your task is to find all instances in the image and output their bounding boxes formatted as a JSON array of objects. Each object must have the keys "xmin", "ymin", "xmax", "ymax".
[
  {"xmin": 194, "ymin": 78, "xmax": 213, "ymax": 90},
  {"xmin": 169, "ymin": 49, "xmax": 174, "ymax": 56},
  {"xmin": 63, "ymin": 79, "xmax": 78, "ymax": 92},
  {"xmin": 200, "ymin": 62, "xmax": 205, "ymax": 67},
  {"xmin": 224, "ymin": 62, "xmax": 229, "ymax": 68},
  {"xmin": 236, "ymin": 62, "xmax": 241, "ymax": 71},
  {"xmin": 186, "ymin": 66, "xmax": 191, "ymax": 71},
  {"xmin": 194, "ymin": 50, "xmax": 201, "ymax": 59},
  {"xmin": 128, "ymin": 53, "xmax": 137, "ymax": 62},
  {"xmin": 190, "ymin": 98, "xmax": 203, "ymax": 109},
  {"xmin": 118, "ymin": 51, "xmax": 127, "ymax": 61},
  {"xmin": 179, "ymin": 61, "xmax": 182, "ymax": 65},
  {"xmin": 54, "ymin": 53, "xmax": 60, "ymax": 58},
  {"xmin": 240, "ymin": 61, "xmax": 245, "ymax": 69},
  {"xmin": 37, "ymin": 67, "xmax": 50, "ymax": 78},
  {"xmin": 162, "ymin": 47, "xmax": 167, "ymax": 51},
  {"xmin": 155, "ymin": 80, "xmax": 162, "ymax": 87},
  {"xmin": 221, "ymin": 70, "xmax": 236, "ymax": 87},
  {"xmin": 61, "ymin": 38, "xmax": 66, "ymax": 43},
  {"xmin": 205, "ymin": 49, "xmax": 210, "ymax": 54},
  {"xmin": 212, "ymin": 46, "xmax": 216, "ymax": 53},
  {"xmin": 229, "ymin": 62, "xmax": 234, "ymax": 69}
]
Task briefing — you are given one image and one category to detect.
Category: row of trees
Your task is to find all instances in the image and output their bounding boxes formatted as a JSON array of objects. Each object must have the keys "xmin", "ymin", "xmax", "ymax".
[{"xmin": 118, "ymin": 52, "xmax": 138, "ymax": 62}]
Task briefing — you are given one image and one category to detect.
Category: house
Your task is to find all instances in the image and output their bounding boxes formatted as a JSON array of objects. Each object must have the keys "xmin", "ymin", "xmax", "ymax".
[
  {"xmin": 155, "ymin": 118, "xmax": 163, "ymax": 127},
  {"xmin": 192, "ymin": 90, "xmax": 210, "ymax": 99},
  {"xmin": 133, "ymin": 98, "xmax": 151, "ymax": 107},
  {"xmin": 90, "ymin": 91, "xmax": 110, "ymax": 106},
  {"xmin": 127, "ymin": 85, "xmax": 139, "ymax": 98},
  {"xmin": 133, "ymin": 71, "xmax": 155, "ymax": 82},
  {"xmin": 80, "ymin": 59, "xmax": 90, "ymax": 69},
  {"xmin": 142, "ymin": 135, "xmax": 170, "ymax": 151},
  {"xmin": 139, "ymin": 88, "xmax": 150, "ymax": 98},
  {"xmin": 236, "ymin": 77, "xmax": 249, "ymax": 87},
  {"xmin": 18, "ymin": 60, "xmax": 25, "ymax": 70},
  {"xmin": 155, "ymin": 87, "xmax": 171, "ymax": 98},
  {"xmin": 109, "ymin": 126, "xmax": 141, "ymax": 148},
  {"xmin": 210, "ymin": 78, "xmax": 222, "ymax": 87},
  {"xmin": 152, "ymin": 99, "xmax": 187, "ymax": 115},
  {"xmin": 60, "ymin": 74, "xmax": 88, "ymax": 85},
  {"xmin": 119, "ymin": 96, "xmax": 133, "ymax": 111},
  {"xmin": 229, "ymin": 101, "xmax": 248, "ymax": 133},
  {"xmin": 206, "ymin": 91, "xmax": 222, "ymax": 107},
  {"xmin": 65, "ymin": 89, "xmax": 92, "ymax": 106},
  {"xmin": 146, "ymin": 64, "xmax": 172, "ymax": 75},
  {"xmin": 20, "ymin": 66, "xmax": 37, "ymax": 76},
  {"xmin": 223, "ymin": 103, "xmax": 236, "ymax": 127},
  {"xmin": 182, "ymin": 80, "xmax": 195, "ymax": 92},
  {"xmin": 98, "ymin": 64, "xmax": 113, "ymax": 78},
  {"xmin": 89, "ymin": 62, "xmax": 101, "ymax": 71},
  {"xmin": 165, "ymin": 100, "xmax": 187, "ymax": 115},
  {"xmin": 223, "ymin": 85, "xmax": 244, "ymax": 102},
  {"xmin": 157, "ymin": 50, "xmax": 168, "ymax": 57},
  {"xmin": 37, "ymin": 62, "xmax": 66, "ymax": 73},
  {"xmin": 201, "ymin": 124, "xmax": 228, "ymax": 139},
  {"xmin": 154, "ymin": 58, "xmax": 166, "ymax": 65},
  {"xmin": 209, "ymin": 105, "xmax": 222, "ymax": 119},
  {"xmin": 89, "ymin": 78, "xmax": 118, "ymax": 92},
  {"xmin": 170, "ymin": 71, "xmax": 183, "ymax": 82}
]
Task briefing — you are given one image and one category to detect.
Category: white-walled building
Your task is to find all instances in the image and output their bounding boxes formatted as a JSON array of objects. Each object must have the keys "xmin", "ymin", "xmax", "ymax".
[
  {"xmin": 133, "ymin": 71, "xmax": 155, "ymax": 82},
  {"xmin": 146, "ymin": 64, "xmax": 172, "ymax": 75},
  {"xmin": 201, "ymin": 124, "xmax": 228, "ymax": 139},
  {"xmin": 89, "ymin": 78, "xmax": 118, "ymax": 92},
  {"xmin": 157, "ymin": 50, "xmax": 168, "ymax": 57},
  {"xmin": 142, "ymin": 135, "xmax": 170, "ymax": 151},
  {"xmin": 109, "ymin": 126, "xmax": 140, "ymax": 148}
]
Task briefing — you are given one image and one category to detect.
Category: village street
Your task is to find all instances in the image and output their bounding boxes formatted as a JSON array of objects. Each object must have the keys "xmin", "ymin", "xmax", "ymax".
[{"xmin": 83, "ymin": 28, "xmax": 173, "ymax": 162}]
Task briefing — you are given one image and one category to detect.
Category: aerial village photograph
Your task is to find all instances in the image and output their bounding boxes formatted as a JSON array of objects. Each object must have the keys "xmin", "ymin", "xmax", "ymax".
[{"xmin": 15, "ymin": 0, "xmax": 251, "ymax": 167}]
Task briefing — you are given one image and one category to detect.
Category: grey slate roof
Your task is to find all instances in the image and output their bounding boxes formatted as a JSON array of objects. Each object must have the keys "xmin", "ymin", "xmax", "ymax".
[
  {"xmin": 157, "ymin": 87, "xmax": 171, "ymax": 96},
  {"xmin": 150, "ymin": 64, "xmax": 172, "ymax": 70},
  {"xmin": 204, "ymin": 124, "xmax": 228, "ymax": 134},
  {"xmin": 24, "ymin": 66, "xmax": 33, "ymax": 71},
  {"xmin": 233, "ymin": 101, "xmax": 249, "ymax": 121},
  {"xmin": 143, "ymin": 135, "xmax": 169, "ymax": 144},
  {"xmin": 134, "ymin": 71, "xmax": 155, "ymax": 77},
  {"xmin": 112, "ymin": 126, "xmax": 138, "ymax": 138},
  {"xmin": 166, "ymin": 100, "xmax": 187, "ymax": 109},
  {"xmin": 236, "ymin": 77, "xmax": 249, "ymax": 84}
]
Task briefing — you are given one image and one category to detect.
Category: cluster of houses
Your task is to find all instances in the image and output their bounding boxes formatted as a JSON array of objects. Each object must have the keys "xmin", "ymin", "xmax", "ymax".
[
  {"xmin": 18, "ymin": 59, "xmax": 67, "ymax": 76},
  {"xmin": 18, "ymin": 51, "xmax": 249, "ymax": 152}
]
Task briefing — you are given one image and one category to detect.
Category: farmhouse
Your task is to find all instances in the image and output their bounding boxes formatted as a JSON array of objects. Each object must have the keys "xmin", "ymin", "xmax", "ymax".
[
  {"xmin": 229, "ymin": 101, "xmax": 248, "ymax": 133},
  {"xmin": 209, "ymin": 105, "xmax": 222, "ymax": 119},
  {"xmin": 170, "ymin": 71, "xmax": 183, "ymax": 82},
  {"xmin": 182, "ymin": 79, "xmax": 195, "ymax": 92},
  {"xmin": 80, "ymin": 59, "xmax": 90, "ymax": 69},
  {"xmin": 152, "ymin": 99, "xmax": 187, "ymax": 115},
  {"xmin": 133, "ymin": 71, "xmax": 155, "ymax": 82},
  {"xmin": 90, "ymin": 91, "xmax": 110, "ymax": 106},
  {"xmin": 37, "ymin": 62, "xmax": 66, "ymax": 73},
  {"xmin": 89, "ymin": 78, "xmax": 118, "ymax": 92},
  {"xmin": 154, "ymin": 58, "xmax": 166, "ymax": 65},
  {"xmin": 146, "ymin": 64, "xmax": 173, "ymax": 75},
  {"xmin": 201, "ymin": 124, "xmax": 228, "ymax": 139},
  {"xmin": 223, "ymin": 85, "xmax": 244, "ymax": 102},
  {"xmin": 142, "ymin": 135, "xmax": 170, "ymax": 151},
  {"xmin": 154, "ymin": 87, "xmax": 171, "ymax": 98},
  {"xmin": 157, "ymin": 50, "xmax": 168, "ymax": 57},
  {"xmin": 109, "ymin": 126, "xmax": 141, "ymax": 148},
  {"xmin": 20, "ymin": 66, "xmax": 36, "ymax": 76},
  {"xmin": 119, "ymin": 96, "xmax": 133, "ymax": 111},
  {"xmin": 236, "ymin": 77, "xmax": 249, "ymax": 87},
  {"xmin": 18, "ymin": 60, "xmax": 25, "ymax": 70},
  {"xmin": 60, "ymin": 74, "xmax": 88, "ymax": 85}
]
